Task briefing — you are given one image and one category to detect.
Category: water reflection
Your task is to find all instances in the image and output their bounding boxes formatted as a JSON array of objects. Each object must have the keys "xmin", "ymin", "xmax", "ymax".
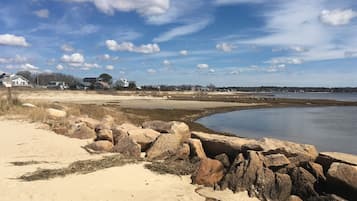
[{"xmin": 197, "ymin": 107, "xmax": 357, "ymax": 154}]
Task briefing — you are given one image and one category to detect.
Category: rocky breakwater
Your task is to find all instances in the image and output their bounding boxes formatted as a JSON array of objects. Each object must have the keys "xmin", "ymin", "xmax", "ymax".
[{"xmin": 50, "ymin": 116, "xmax": 357, "ymax": 201}]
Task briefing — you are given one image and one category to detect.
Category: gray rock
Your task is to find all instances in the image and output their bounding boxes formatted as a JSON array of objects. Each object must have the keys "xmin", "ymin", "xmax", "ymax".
[
  {"xmin": 220, "ymin": 151, "xmax": 292, "ymax": 201},
  {"xmin": 264, "ymin": 153, "xmax": 290, "ymax": 168}
]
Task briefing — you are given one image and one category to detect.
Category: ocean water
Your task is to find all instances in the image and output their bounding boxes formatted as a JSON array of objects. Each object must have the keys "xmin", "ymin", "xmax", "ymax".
[
  {"xmin": 257, "ymin": 92, "xmax": 357, "ymax": 102},
  {"xmin": 197, "ymin": 107, "xmax": 357, "ymax": 154}
]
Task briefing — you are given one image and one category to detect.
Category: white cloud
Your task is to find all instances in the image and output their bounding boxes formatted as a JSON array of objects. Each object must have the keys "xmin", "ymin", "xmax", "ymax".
[
  {"xmin": 179, "ymin": 50, "xmax": 188, "ymax": 56},
  {"xmin": 0, "ymin": 34, "xmax": 29, "ymax": 47},
  {"xmin": 106, "ymin": 40, "xmax": 160, "ymax": 54},
  {"xmin": 106, "ymin": 65, "xmax": 114, "ymax": 70},
  {"xmin": 61, "ymin": 44, "xmax": 75, "ymax": 52},
  {"xmin": 82, "ymin": 63, "xmax": 100, "ymax": 69},
  {"xmin": 56, "ymin": 64, "xmax": 64, "ymax": 70},
  {"xmin": 197, "ymin": 63, "xmax": 209, "ymax": 69},
  {"xmin": 163, "ymin": 59, "xmax": 171, "ymax": 65},
  {"xmin": 0, "ymin": 55, "xmax": 28, "ymax": 64},
  {"xmin": 99, "ymin": 54, "xmax": 119, "ymax": 61},
  {"xmin": 21, "ymin": 63, "xmax": 39, "ymax": 71},
  {"xmin": 34, "ymin": 9, "xmax": 49, "ymax": 18},
  {"xmin": 65, "ymin": 0, "xmax": 170, "ymax": 17},
  {"xmin": 269, "ymin": 57, "xmax": 304, "ymax": 65},
  {"xmin": 214, "ymin": 0, "xmax": 265, "ymax": 5},
  {"xmin": 266, "ymin": 64, "xmax": 286, "ymax": 73},
  {"xmin": 239, "ymin": 1, "xmax": 357, "ymax": 62},
  {"xmin": 147, "ymin": 68, "xmax": 156, "ymax": 74},
  {"xmin": 345, "ymin": 51, "xmax": 357, "ymax": 58},
  {"xmin": 61, "ymin": 53, "xmax": 85, "ymax": 64},
  {"xmin": 209, "ymin": 69, "xmax": 215, "ymax": 73},
  {"xmin": 320, "ymin": 9, "xmax": 357, "ymax": 26},
  {"xmin": 216, "ymin": 42, "xmax": 235, "ymax": 52},
  {"xmin": 153, "ymin": 18, "xmax": 211, "ymax": 42}
]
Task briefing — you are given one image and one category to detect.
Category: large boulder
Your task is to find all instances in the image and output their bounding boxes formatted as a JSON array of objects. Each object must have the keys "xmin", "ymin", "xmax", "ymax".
[
  {"xmin": 188, "ymin": 138, "xmax": 207, "ymax": 159},
  {"xmin": 289, "ymin": 167, "xmax": 319, "ymax": 199},
  {"xmin": 96, "ymin": 128, "xmax": 114, "ymax": 143},
  {"xmin": 100, "ymin": 115, "xmax": 115, "ymax": 129},
  {"xmin": 255, "ymin": 138, "xmax": 318, "ymax": 165},
  {"xmin": 142, "ymin": 120, "xmax": 172, "ymax": 133},
  {"xmin": 142, "ymin": 121, "xmax": 190, "ymax": 142},
  {"xmin": 85, "ymin": 140, "xmax": 113, "ymax": 152},
  {"xmin": 170, "ymin": 121, "xmax": 190, "ymax": 142},
  {"xmin": 68, "ymin": 122, "xmax": 96, "ymax": 139},
  {"xmin": 112, "ymin": 123, "xmax": 140, "ymax": 143},
  {"xmin": 113, "ymin": 133, "xmax": 141, "ymax": 158},
  {"xmin": 302, "ymin": 162, "xmax": 326, "ymax": 182},
  {"xmin": 191, "ymin": 132, "xmax": 318, "ymax": 164},
  {"xmin": 326, "ymin": 162, "xmax": 357, "ymax": 200},
  {"xmin": 316, "ymin": 152, "xmax": 357, "ymax": 171},
  {"xmin": 220, "ymin": 151, "xmax": 292, "ymax": 201},
  {"xmin": 263, "ymin": 153, "xmax": 290, "ymax": 168},
  {"xmin": 146, "ymin": 134, "xmax": 182, "ymax": 160},
  {"xmin": 192, "ymin": 158, "xmax": 224, "ymax": 187},
  {"xmin": 127, "ymin": 128, "xmax": 160, "ymax": 151},
  {"xmin": 191, "ymin": 131, "xmax": 256, "ymax": 158},
  {"xmin": 214, "ymin": 153, "xmax": 230, "ymax": 169},
  {"xmin": 74, "ymin": 116, "xmax": 100, "ymax": 129},
  {"xmin": 46, "ymin": 108, "xmax": 67, "ymax": 118},
  {"xmin": 176, "ymin": 143, "xmax": 190, "ymax": 160}
]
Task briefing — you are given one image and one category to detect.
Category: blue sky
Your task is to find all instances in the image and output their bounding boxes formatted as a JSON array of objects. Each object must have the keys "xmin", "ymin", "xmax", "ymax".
[{"xmin": 1, "ymin": 0, "xmax": 357, "ymax": 87}]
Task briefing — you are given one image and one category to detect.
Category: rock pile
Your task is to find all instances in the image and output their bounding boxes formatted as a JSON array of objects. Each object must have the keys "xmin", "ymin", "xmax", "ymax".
[{"xmin": 52, "ymin": 117, "xmax": 356, "ymax": 201}]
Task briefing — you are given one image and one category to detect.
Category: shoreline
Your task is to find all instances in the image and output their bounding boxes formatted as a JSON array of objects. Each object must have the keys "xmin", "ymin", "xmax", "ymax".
[{"xmin": 1, "ymin": 90, "xmax": 357, "ymax": 200}]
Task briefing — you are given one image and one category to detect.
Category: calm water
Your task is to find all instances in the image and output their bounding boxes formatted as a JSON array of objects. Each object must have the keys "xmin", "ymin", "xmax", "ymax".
[
  {"xmin": 197, "ymin": 107, "xmax": 357, "ymax": 154},
  {"xmin": 257, "ymin": 92, "xmax": 357, "ymax": 102}
]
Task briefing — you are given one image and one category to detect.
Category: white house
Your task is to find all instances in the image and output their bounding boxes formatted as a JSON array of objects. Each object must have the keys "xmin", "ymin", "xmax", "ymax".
[
  {"xmin": 1, "ymin": 74, "xmax": 32, "ymax": 87},
  {"xmin": 116, "ymin": 78, "xmax": 129, "ymax": 88}
]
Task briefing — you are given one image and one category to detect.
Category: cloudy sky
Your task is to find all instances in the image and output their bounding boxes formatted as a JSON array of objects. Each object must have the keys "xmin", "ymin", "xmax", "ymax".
[{"xmin": 1, "ymin": 0, "xmax": 357, "ymax": 86}]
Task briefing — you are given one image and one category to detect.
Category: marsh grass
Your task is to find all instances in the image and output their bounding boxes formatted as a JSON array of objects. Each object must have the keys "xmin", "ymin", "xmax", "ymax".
[
  {"xmin": 18, "ymin": 155, "xmax": 140, "ymax": 181},
  {"xmin": 10, "ymin": 160, "xmax": 52, "ymax": 166},
  {"xmin": 144, "ymin": 160, "xmax": 198, "ymax": 176}
]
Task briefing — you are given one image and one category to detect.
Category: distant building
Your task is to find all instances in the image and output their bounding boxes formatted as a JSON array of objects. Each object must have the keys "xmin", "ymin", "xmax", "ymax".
[
  {"xmin": 0, "ymin": 74, "xmax": 31, "ymax": 87},
  {"xmin": 94, "ymin": 81, "xmax": 110, "ymax": 90},
  {"xmin": 47, "ymin": 81, "xmax": 68, "ymax": 90},
  {"xmin": 116, "ymin": 78, "xmax": 129, "ymax": 88}
]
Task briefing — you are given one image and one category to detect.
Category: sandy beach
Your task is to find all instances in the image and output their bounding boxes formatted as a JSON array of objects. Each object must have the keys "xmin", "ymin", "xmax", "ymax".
[
  {"xmin": 0, "ymin": 120, "xmax": 257, "ymax": 201},
  {"xmin": 14, "ymin": 90, "xmax": 260, "ymax": 109}
]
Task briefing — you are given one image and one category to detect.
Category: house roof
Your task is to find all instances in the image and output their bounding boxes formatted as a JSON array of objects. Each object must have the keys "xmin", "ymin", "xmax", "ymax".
[{"xmin": 10, "ymin": 74, "xmax": 30, "ymax": 82}]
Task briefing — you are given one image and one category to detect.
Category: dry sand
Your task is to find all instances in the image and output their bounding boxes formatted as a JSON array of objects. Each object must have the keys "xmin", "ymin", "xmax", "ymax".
[
  {"xmin": 0, "ymin": 120, "xmax": 258, "ymax": 201},
  {"xmin": 15, "ymin": 90, "xmax": 261, "ymax": 109}
]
